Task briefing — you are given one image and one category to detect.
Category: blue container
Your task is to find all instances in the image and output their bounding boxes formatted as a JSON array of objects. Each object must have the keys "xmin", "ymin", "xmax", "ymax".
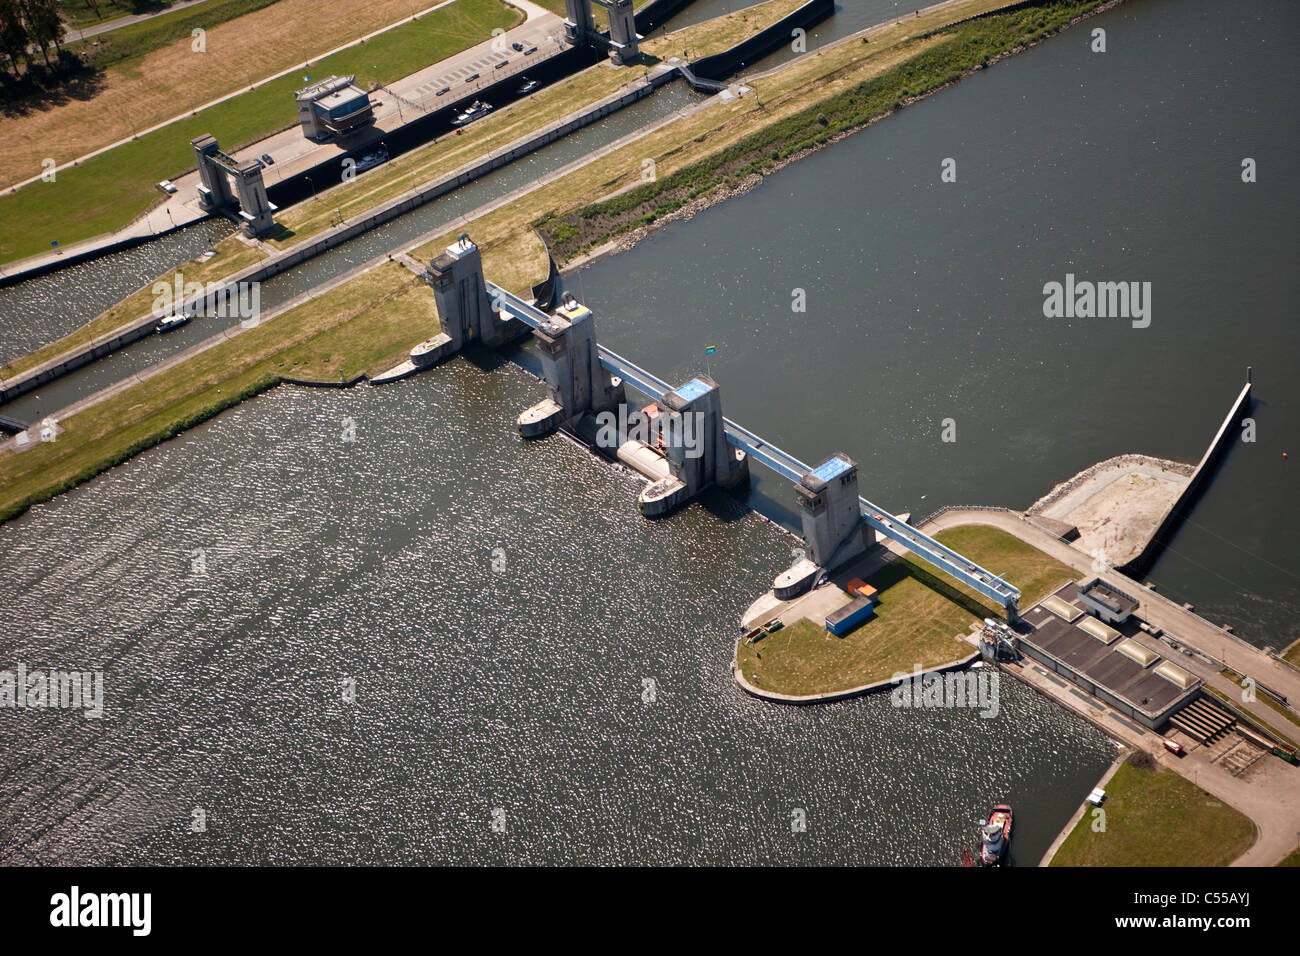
[{"xmin": 826, "ymin": 596, "xmax": 875, "ymax": 636}]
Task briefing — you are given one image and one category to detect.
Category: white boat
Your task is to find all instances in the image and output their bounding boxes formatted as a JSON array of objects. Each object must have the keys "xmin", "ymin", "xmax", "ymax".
[
  {"xmin": 451, "ymin": 100, "xmax": 494, "ymax": 127},
  {"xmin": 354, "ymin": 148, "xmax": 389, "ymax": 173},
  {"xmin": 156, "ymin": 313, "xmax": 190, "ymax": 333}
]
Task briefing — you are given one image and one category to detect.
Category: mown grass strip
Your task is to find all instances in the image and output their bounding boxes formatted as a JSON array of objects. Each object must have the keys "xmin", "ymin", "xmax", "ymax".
[
  {"xmin": 538, "ymin": 0, "xmax": 1102, "ymax": 259},
  {"xmin": 0, "ymin": 0, "xmax": 520, "ymax": 265}
]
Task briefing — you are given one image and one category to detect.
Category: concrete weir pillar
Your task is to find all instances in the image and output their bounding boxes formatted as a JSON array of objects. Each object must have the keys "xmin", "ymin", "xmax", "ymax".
[
  {"xmin": 232, "ymin": 159, "xmax": 277, "ymax": 237},
  {"xmin": 607, "ymin": 0, "xmax": 640, "ymax": 64},
  {"xmin": 639, "ymin": 375, "xmax": 749, "ymax": 517},
  {"xmin": 191, "ymin": 134, "xmax": 234, "ymax": 212},
  {"xmin": 795, "ymin": 454, "xmax": 873, "ymax": 569},
  {"xmin": 519, "ymin": 293, "xmax": 625, "ymax": 438},
  {"xmin": 563, "ymin": 0, "xmax": 596, "ymax": 45},
  {"xmin": 426, "ymin": 234, "xmax": 526, "ymax": 353}
]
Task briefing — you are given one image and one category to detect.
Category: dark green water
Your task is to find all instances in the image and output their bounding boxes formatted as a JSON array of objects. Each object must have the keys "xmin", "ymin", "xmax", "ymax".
[{"xmin": 572, "ymin": 0, "xmax": 1300, "ymax": 647}]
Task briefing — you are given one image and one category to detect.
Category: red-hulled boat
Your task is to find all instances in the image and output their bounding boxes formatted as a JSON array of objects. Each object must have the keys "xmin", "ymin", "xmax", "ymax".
[{"xmin": 978, "ymin": 804, "xmax": 1013, "ymax": 866}]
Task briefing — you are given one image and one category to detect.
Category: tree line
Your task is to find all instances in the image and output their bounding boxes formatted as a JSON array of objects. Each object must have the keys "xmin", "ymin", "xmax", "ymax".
[{"xmin": 0, "ymin": 0, "xmax": 66, "ymax": 74}]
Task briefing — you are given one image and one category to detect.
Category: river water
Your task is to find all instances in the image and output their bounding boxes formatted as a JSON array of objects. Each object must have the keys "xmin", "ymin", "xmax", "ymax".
[
  {"xmin": 0, "ymin": 361, "xmax": 1114, "ymax": 865},
  {"xmin": 572, "ymin": 0, "xmax": 1300, "ymax": 647},
  {"xmin": 0, "ymin": 0, "xmax": 1291, "ymax": 864}
]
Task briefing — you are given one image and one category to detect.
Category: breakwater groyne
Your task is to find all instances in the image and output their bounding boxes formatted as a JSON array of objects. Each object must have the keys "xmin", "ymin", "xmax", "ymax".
[{"xmin": 1118, "ymin": 377, "xmax": 1254, "ymax": 580}]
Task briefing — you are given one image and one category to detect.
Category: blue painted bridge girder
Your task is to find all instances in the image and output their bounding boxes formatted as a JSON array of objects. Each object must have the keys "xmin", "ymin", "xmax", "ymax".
[{"xmin": 487, "ymin": 283, "xmax": 1021, "ymax": 612}]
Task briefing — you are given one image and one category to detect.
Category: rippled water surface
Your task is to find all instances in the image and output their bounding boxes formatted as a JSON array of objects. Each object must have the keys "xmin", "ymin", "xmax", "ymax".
[
  {"xmin": 0, "ymin": 363, "xmax": 1115, "ymax": 864},
  {"xmin": 5, "ymin": 0, "xmax": 1288, "ymax": 865}
]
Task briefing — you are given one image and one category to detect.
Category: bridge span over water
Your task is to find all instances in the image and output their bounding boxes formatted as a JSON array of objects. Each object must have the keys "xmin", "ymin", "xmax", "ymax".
[{"xmin": 487, "ymin": 281, "xmax": 1022, "ymax": 616}]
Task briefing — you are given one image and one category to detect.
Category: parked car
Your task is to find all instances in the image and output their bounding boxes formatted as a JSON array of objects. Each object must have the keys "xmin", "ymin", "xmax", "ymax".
[
  {"xmin": 260, "ymin": 153, "xmax": 275, "ymax": 165},
  {"xmin": 511, "ymin": 41, "xmax": 524, "ymax": 51},
  {"xmin": 156, "ymin": 180, "xmax": 178, "ymax": 195},
  {"xmin": 465, "ymin": 72, "xmax": 479, "ymax": 83}
]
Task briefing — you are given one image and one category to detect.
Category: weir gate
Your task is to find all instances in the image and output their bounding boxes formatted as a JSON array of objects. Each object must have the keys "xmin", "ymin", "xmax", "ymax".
[{"xmin": 413, "ymin": 234, "xmax": 1021, "ymax": 617}]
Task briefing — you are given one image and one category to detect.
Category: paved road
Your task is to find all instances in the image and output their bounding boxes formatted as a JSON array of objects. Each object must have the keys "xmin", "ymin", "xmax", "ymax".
[
  {"xmin": 63, "ymin": 0, "xmax": 217, "ymax": 44},
  {"xmin": 2, "ymin": 0, "xmax": 558, "ymax": 281}
]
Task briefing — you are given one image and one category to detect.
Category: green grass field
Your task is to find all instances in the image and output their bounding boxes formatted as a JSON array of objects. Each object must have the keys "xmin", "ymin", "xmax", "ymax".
[
  {"xmin": 0, "ymin": 0, "xmax": 518, "ymax": 265},
  {"xmin": 59, "ymin": 0, "xmax": 148, "ymax": 29},
  {"xmin": 1283, "ymin": 638, "xmax": 1300, "ymax": 668},
  {"xmin": 1050, "ymin": 758, "xmax": 1256, "ymax": 866},
  {"xmin": 736, "ymin": 525, "xmax": 1077, "ymax": 696}
]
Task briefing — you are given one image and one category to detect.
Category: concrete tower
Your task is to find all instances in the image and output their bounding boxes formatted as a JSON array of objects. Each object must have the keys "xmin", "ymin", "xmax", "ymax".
[
  {"xmin": 519, "ymin": 294, "xmax": 626, "ymax": 437},
  {"xmin": 231, "ymin": 159, "xmax": 277, "ymax": 236},
  {"xmin": 607, "ymin": 0, "xmax": 639, "ymax": 64},
  {"xmin": 191, "ymin": 134, "xmax": 234, "ymax": 213},
  {"xmin": 795, "ymin": 454, "xmax": 873, "ymax": 569},
  {"xmin": 563, "ymin": 0, "xmax": 596, "ymax": 45},
  {"xmin": 427, "ymin": 235, "xmax": 524, "ymax": 349},
  {"xmin": 639, "ymin": 375, "xmax": 749, "ymax": 516}
]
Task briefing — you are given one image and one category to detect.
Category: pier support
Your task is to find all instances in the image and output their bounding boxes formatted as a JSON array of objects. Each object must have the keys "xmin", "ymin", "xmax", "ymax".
[
  {"xmin": 771, "ymin": 454, "xmax": 874, "ymax": 598},
  {"xmin": 230, "ymin": 159, "xmax": 277, "ymax": 236},
  {"xmin": 190, "ymin": 133, "xmax": 277, "ymax": 237},
  {"xmin": 518, "ymin": 293, "xmax": 625, "ymax": 438},
  {"xmin": 797, "ymin": 454, "xmax": 872, "ymax": 569},
  {"xmin": 191, "ymin": 134, "xmax": 234, "ymax": 213},
  {"xmin": 420, "ymin": 235, "xmax": 527, "ymax": 367},
  {"xmin": 639, "ymin": 375, "xmax": 749, "ymax": 517},
  {"xmin": 607, "ymin": 0, "xmax": 640, "ymax": 64},
  {"xmin": 563, "ymin": 0, "xmax": 597, "ymax": 45}
]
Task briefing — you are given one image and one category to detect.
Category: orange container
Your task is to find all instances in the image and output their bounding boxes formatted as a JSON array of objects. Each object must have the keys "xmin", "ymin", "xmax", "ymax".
[{"xmin": 847, "ymin": 578, "xmax": 877, "ymax": 599}]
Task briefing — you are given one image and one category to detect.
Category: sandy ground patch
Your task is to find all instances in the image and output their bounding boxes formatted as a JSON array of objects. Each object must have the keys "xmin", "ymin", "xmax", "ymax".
[{"xmin": 1028, "ymin": 454, "xmax": 1193, "ymax": 567}]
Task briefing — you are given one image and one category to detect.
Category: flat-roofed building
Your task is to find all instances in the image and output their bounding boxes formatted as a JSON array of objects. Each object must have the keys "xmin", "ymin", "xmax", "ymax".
[
  {"xmin": 1016, "ymin": 581, "xmax": 1201, "ymax": 730},
  {"xmin": 1078, "ymin": 577, "xmax": 1140, "ymax": 624},
  {"xmin": 295, "ymin": 75, "xmax": 375, "ymax": 141}
]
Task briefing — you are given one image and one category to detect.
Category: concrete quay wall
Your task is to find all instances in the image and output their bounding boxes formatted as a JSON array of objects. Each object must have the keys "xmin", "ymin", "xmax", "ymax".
[
  {"xmin": 732, "ymin": 648, "xmax": 980, "ymax": 705},
  {"xmin": 691, "ymin": 0, "xmax": 835, "ymax": 81},
  {"xmin": 1119, "ymin": 381, "xmax": 1253, "ymax": 580}
]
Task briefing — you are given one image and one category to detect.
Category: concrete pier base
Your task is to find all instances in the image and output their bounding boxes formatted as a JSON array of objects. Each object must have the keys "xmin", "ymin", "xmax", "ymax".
[
  {"xmin": 773, "ymin": 557, "xmax": 819, "ymax": 600},
  {"xmin": 639, "ymin": 476, "xmax": 689, "ymax": 517},
  {"xmin": 518, "ymin": 398, "xmax": 564, "ymax": 438}
]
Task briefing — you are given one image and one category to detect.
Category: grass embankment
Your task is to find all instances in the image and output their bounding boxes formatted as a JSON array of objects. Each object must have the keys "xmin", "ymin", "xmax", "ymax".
[
  {"xmin": 1220, "ymin": 670, "xmax": 1300, "ymax": 734},
  {"xmin": 1283, "ymin": 637, "xmax": 1300, "ymax": 668},
  {"xmin": 0, "ymin": 263, "xmax": 432, "ymax": 524},
  {"xmin": 1050, "ymin": 756, "xmax": 1256, "ymax": 867},
  {"xmin": 59, "ymin": 0, "xmax": 141, "ymax": 29},
  {"xmin": 736, "ymin": 525, "xmax": 1076, "ymax": 696},
  {"xmin": 1205, "ymin": 677, "xmax": 1299, "ymax": 752},
  {"xmin": 66, "ymin": 0, "xmax": 284, "ymax": 70},
  {"xmin": 538, "ymin": 0, "xmax": 1101, "ymax": 260},
  {"xmin": 0, "ymin": 0, "xmax": 520, "ymax": 264},
  {"xmin": 270, "ymin": 0, "xmax": 808, "ymax": 247},
  {"xmin": 0, "ymin": 235, "xmax": 266, "ymax": 380},
  {"xmin": 0, "ymin": 236, "xmax": 549, "ymax": 525},
  {"xmin": 1279, "ymin": 848, "xmax": 1300, "ymax": 867}
]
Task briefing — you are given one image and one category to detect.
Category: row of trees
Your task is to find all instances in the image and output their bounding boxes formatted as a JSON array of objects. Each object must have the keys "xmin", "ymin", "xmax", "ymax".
[{"xmin": 0, "ymin": 0, "xmax": 66, "ymax": 75}]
